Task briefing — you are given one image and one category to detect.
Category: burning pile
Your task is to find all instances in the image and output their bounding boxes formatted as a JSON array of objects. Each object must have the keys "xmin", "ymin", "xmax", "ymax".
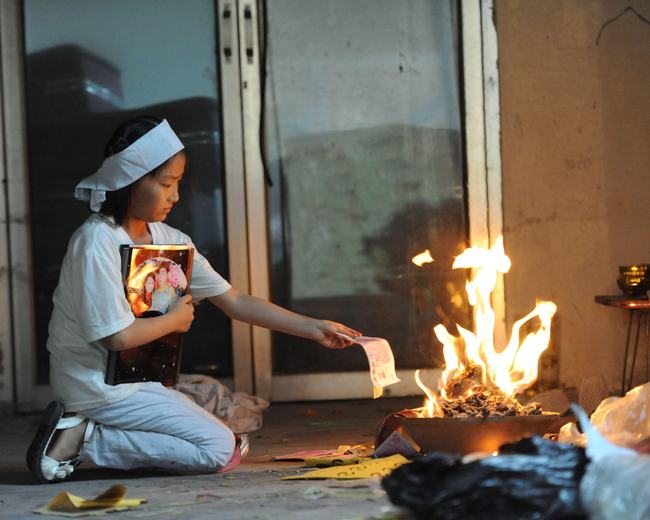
[
  {"xmin": 413, "ymin": 237, "xmax": 556, "ymax": 419},
  {"xmin": 430, "ymin": 364, "xmax": 542, "ymax": 418}
]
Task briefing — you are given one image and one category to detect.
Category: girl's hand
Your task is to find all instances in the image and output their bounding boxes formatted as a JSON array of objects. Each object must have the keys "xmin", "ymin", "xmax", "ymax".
[
  {"xmin": 168, "ymin": 294, "xmax": 195, "ymax": 332},
  {"xmin": 312, "ymin": 320, "xmax": 362, "ymax": 349}
]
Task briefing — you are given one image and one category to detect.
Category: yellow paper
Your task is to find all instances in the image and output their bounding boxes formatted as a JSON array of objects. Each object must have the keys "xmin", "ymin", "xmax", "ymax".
[
  {"xmin": 336, "ymin": 444, "xmax": 371, "ymax": 456},
  {"xmin": 35, "ymin": 485, "xmax": 146, "ymax": 517},
  {"xmin": 373, "ymin": 386, "xmax": 383, "ymax": 399},
  {"xmin": 282, "ymin": 454, "xmax": 408, "ymax": 480},
  {"xmin": 303, "ymin": 455, "xmax": 369, "ymax": 467}
]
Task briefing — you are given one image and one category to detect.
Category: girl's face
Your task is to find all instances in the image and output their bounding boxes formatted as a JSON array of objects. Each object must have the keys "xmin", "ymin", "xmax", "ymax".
[
  {"xmin": 129, "ymin": 152, "xmax": 185, "ymax": 222},
  {"xmin": 144, "ymin": 275, "xmax": 155, "ymax": 293},
  {"xmin": 156, "ymin": 267, "xmax": 168, "ymax": 286}
]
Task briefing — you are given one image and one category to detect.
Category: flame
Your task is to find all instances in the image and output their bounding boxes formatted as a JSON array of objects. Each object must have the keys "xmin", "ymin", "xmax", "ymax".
[
  {"xmin": 415, "ymin": 236, "xmax": 556, "ymax": 417},
  {"xmin": 412, "ymin": 249, "xmax": 434, "ymax": 267},
  {"xmin": 415, "ymin": 369, "xmax": 443, "ymax": 417}
]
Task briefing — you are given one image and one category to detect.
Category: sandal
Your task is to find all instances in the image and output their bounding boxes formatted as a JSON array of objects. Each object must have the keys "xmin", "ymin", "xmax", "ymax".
[
  {"xmin": 238, "ymin": 433, "xmax": 250, "ymax": 458},
  {"xmin": 26, "ymin": 401, "xmax": 96, "ymax": 483}
]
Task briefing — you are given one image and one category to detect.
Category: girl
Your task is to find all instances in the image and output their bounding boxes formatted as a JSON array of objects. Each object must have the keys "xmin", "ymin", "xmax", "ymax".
[
  {"xmin": 131, "ymin": 272, "xmax": 155, "ymax": 317},
  {"xmin": 27, "ymin": 116, "xmax": 360, "ymax": 483},
  {"xmin": 150, "ymin": 264, "xmax": 177, "ymax": 314}
]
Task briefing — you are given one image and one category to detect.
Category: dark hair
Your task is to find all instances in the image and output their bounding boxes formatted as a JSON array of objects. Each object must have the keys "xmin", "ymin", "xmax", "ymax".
[
  {"xmin": 99, "ymin": 115, "xmax": 164, "ymax": 225},
  {"xmin": 143, "ymin": 272, "xmax": 155, "ymax": 305}
]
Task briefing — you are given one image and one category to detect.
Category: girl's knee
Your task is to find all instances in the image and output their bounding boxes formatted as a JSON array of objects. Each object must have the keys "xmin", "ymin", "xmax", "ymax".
[{"xmin": 199, "ymin": 427, "xmax": 236, "ymax": 470}]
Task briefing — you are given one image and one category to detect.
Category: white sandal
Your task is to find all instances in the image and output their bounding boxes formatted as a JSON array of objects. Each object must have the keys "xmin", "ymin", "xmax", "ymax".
[{"xmin": 26, "ymin": 401, "xmax": 96, "ymax": 483}]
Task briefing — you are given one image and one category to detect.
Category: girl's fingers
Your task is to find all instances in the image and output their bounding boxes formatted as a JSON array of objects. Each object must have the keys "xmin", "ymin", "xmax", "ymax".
[
  {"xmin": 326, "ymin": 322, "xmax": 362, "ymax": 349},
  {"xmin": 339, "ymin": 324, "xmax": 362, "ymax": 337},
  {"xmin": 336, "ymin": 334, "xmax": 356, "ymax": 348},
  {"xmin": 335, "ymin": 331, "xmax": 356, "ymax": 343}
]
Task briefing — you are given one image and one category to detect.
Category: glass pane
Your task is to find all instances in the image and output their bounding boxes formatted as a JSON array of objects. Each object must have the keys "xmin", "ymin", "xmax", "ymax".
[
  {"xmin": 23, "ymin": 0, "xmax": 232, "ymax": 383},
  {"xmin": 264, "ymin": 0, "xmax": 469, "ymax": 375}
]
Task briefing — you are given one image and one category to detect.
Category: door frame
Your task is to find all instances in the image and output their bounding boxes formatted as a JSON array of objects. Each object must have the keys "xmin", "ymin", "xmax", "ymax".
[
  {"xmin": 0, "ymin": 0, "xmax": 40, "ymax": 410},
  {"xmin": 218, "ymin": 0, "xmax": 255, "ymax": 395}
]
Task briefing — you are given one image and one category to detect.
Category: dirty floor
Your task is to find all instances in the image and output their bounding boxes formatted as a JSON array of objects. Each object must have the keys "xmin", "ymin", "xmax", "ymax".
[{"xmin": 0, "ymin": 397, "xmax": 421, "ymax": 519}]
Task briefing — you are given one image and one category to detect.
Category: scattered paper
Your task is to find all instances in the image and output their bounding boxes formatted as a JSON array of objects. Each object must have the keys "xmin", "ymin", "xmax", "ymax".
[
  {"xmin": 34, "ymin": 485, "xmax": 146, "ymax": 517},
  {"xmin": 282, "ymin": 454, "xmax": 408, "ymax": 480},
  {"xmin": 338, "ymin": 335, "xmax": 401, "ymax": 398},
  {"xmin": 273, "ymin": 449, "xmax": 341, "ymax": 461},
  {"xmin": 273, "ymin": 445, "xmax": 370, "ymax": 462},
  {"xmin": 303, "ymin": 454, "xmax": 368, "ymax": 467},
  {"xmin": 373, "ymin": 430, "xmax": 420, "ymax": 458}
]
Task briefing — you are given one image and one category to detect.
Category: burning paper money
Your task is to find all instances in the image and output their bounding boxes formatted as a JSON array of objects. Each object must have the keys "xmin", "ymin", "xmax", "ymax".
[{"xmin": 339, "ymin": 334, "xmax": 401, "ymax": 398}]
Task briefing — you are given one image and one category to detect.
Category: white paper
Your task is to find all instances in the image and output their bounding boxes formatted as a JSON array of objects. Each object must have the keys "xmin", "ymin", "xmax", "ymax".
[{"xmin": 338, "ymin": 334, "xmax": 401, "ymax": 397}]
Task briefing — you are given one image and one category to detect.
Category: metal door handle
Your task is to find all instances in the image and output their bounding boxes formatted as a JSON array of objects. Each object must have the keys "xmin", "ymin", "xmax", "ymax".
[
  {"xmin": 243, "ymin": 3, "xmax": 254, "ymax": 64},
  {"xmin": 221, "ymin": 3, "xmax": 233, "ymax": 62}
]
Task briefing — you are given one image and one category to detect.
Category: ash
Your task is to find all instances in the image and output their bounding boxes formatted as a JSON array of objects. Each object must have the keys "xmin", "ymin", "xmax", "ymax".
[{"xmin": 439, "ymin": 364, "xmax": 543, "ymax": 418}]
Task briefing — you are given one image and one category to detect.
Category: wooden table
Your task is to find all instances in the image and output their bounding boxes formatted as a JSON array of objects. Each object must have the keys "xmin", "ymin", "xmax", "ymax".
[{"xmin": 595, "ymin": 295, "xmax": 650, "ymax": 394}]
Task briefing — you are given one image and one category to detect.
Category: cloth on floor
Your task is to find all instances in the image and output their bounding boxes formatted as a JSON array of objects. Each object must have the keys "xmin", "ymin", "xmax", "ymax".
[{"xmin": 176, "ymin": 374, "xmax": 269, "ymax": 433}]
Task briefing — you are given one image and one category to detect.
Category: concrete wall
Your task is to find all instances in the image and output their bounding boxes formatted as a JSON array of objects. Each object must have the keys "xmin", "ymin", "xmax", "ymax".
[{"xmin": 496, "ymin": 0, "xmax": 650, "ymax": 391}]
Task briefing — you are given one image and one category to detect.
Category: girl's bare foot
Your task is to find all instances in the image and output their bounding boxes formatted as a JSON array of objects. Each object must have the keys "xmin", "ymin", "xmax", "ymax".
[{"xmin": 46, "ymin": 415, "xmax": 88, "ymax": 461}]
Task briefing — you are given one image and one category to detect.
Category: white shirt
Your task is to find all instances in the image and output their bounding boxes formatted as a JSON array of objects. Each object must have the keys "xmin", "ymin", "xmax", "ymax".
[{"xmin": 47, "ymin": 214, "xmax": 231, "ymax": 411}]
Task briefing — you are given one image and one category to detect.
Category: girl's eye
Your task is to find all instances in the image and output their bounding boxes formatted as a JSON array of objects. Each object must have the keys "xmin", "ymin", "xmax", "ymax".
[{"xmin": 161, "ymin": 183, "xmax": 172, "ymax": 188}]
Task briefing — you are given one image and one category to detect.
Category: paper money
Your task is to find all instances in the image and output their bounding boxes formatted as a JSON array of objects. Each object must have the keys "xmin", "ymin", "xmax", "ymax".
[{"xmin": 338, "ymin": 334, "xmax": 401, "ymax": 398}]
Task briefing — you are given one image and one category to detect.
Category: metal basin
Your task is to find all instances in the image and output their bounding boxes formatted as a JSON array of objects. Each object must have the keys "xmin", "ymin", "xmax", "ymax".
[{"xmin": 376, "ymin": 413, "xmax": 573, "ymax": 455}]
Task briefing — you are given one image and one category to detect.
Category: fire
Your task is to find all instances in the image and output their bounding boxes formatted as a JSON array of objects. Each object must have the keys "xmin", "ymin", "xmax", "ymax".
[
  {"xmin": 411, "ymin": 249, "xmax": 434, "ymax": 267},
  {"xmin": 414, "ymin": 237, "xmax": 557, "ymax": 418}
]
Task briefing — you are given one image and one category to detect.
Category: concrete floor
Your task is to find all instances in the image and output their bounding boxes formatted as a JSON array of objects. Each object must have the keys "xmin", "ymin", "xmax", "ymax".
[{"xmin": 0, "ymin": 397, "xmax": 421, "ymax": 520}]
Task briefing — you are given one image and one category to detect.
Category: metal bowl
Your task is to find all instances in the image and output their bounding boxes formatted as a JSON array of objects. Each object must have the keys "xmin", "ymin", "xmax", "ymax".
[
  {"xmin": 617, "ymin": 264, "xmax": 650, "ymax": 295},
  {"xmin": 376, "ymin": 413, "xmax": 573, "ymax": 455}
]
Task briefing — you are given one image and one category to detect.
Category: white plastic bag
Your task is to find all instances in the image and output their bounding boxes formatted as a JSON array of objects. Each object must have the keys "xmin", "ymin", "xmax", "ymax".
[
  {"xmin": 580, "ymin": 455, "xmax": 650, "ymax": 520},
  {"xmin": 570, "ymin": 405, "xmax": 649, "ymax": 520},
  {"xmin": 559, "ymin": 382, "xmax": 650, "ymax": 447}
]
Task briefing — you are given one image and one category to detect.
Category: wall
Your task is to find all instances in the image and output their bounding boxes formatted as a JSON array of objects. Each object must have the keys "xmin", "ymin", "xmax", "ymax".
[{"xmin": 496, "ymin": 0, "xmax": 650, "ymax": 391}]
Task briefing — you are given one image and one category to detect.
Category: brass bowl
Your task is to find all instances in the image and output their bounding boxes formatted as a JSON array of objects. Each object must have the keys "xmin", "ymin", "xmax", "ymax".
[{"xmin": 617, "ymin": 264, "xmax": 650, "ymax": 296}]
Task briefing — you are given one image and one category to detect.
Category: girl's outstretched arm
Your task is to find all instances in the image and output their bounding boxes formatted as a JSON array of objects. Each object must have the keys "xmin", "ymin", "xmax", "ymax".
[
  {"xmin": 101, "ymin": 295, "xmax": 195, "ymax": 351},
  {"xmin": 208, "ymin": 288, "xmax": 361, "ymax": 349}
]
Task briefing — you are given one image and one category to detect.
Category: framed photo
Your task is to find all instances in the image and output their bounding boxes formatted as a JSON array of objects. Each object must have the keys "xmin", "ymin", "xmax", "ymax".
[{"xmin": 105, "ymin": 244, "xmax": 194, "ymax": 386}]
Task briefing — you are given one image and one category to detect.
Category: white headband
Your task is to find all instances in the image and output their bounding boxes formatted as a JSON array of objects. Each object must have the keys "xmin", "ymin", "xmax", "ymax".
[{"xmin": 74, "ymin": 119, "xmax": 185, "ymax": 212}]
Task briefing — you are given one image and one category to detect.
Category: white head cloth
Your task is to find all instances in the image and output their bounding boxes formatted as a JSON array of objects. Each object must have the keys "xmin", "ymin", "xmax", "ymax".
[{"xmin": 74, "ymin": 119, "xmax": 184, "ymax": 212}]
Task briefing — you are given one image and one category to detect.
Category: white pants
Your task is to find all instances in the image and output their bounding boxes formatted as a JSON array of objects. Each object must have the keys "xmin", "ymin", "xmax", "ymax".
[{"xmin": 79, "ymin": 383, "xmax": 236, "ymax": 474}]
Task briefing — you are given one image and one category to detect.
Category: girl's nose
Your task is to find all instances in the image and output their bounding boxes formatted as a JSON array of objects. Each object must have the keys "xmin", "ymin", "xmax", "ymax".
[{"xmin": 169, "ymin": 186, "xmax": 180, "ymax": 203}]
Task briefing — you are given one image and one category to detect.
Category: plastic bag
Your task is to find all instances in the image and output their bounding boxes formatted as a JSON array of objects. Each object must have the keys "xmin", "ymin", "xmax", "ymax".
[
  {"xmin": 381, "ymin": 436, "xmax": 588, "ymax": 520},
  {"xmin": 570, "ymin": 404, "xmax": 650, "ymax": 520},
  {"xmin": 559, "ymin": 382, "xmax": 650, "ymax": 448},
  {"xmin": 580, "ymin": 455, "xmax": 650, "ymax": 520}
]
